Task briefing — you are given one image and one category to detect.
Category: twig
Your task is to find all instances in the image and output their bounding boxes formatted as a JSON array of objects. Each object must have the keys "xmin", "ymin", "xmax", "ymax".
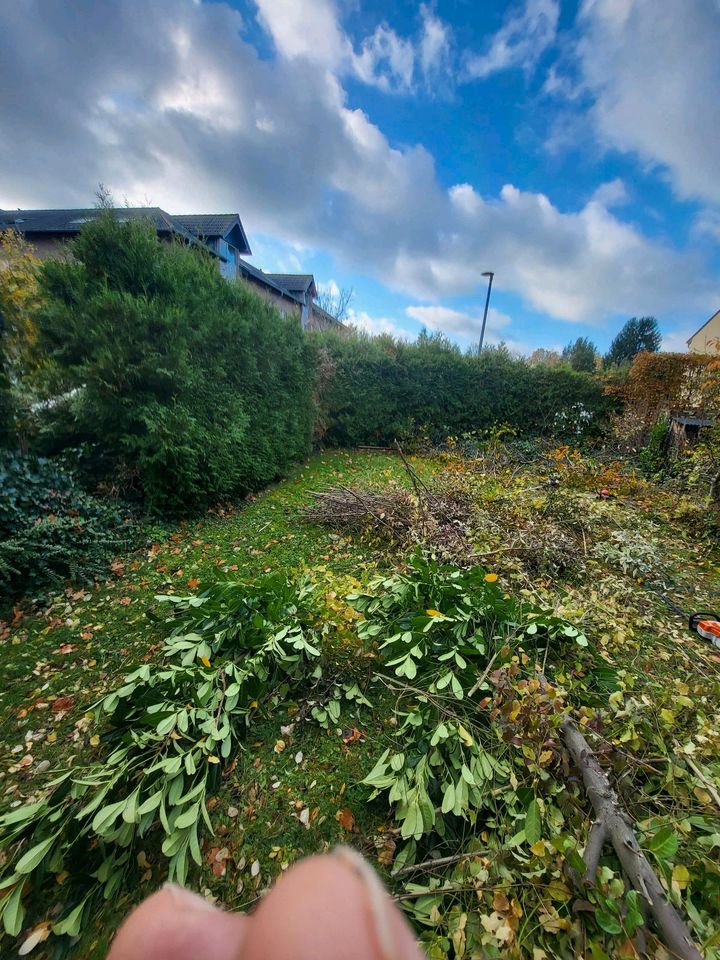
[
  {"xmin": 392, "ymin": 849, "xmax": 489, "ymax": 877},
  {"xmin": 467, "ymin": 651, "xmax": 499, "ymax": 699},
  {"xmin": 678, "ymin": 749, "xmax": 720, "ymax": 811}
]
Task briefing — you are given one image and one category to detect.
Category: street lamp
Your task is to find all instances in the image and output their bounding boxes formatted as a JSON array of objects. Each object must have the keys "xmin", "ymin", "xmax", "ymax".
[{"xmin": 478, "ymin": 271, "xmax": 494, "ymax": 355}]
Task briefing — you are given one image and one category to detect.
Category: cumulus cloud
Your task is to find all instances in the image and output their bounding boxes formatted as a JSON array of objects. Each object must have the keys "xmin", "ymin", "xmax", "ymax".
[
  {"xmin": 405, "ymin": 304, "xmax": 524, "ymax": 351},
  {"xmin": 464, "ymin": 0, "xmax": 560, "ymax": 79},
  {"xmin": 568, "ymin": 0, "xmax": 720, "ymax": 205},
  {"xmin": 0, "ymin": 0, "xmax": 716, "ymax": 326},
  {"xmin": 347, "ymin": 309, "xmax": 409, "ymax": 340}
]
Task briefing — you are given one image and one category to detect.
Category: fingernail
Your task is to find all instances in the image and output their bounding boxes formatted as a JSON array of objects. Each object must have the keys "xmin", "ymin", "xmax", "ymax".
[
  {"xmin": 332, "ymin": 846, "xmax": 397, "ymax": 960},
  {"xmin": 162, "ymin": 881, "xmax": 219, "ymax": 913}
]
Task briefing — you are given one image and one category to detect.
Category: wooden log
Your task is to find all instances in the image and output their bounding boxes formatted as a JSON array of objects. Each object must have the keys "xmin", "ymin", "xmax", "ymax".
[{"xmin": 560, "ymin": 717, "xmax": 702, "ymax": 960}]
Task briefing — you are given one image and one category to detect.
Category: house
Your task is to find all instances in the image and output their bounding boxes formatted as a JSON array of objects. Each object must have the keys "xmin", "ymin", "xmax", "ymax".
[
  {"xmin": 0, "ymin": 207, "xmax": 251, "ymax": 273},
  {"xmin": 0, "ymin": 206, "xmax": 343, "ymax": 330},
  {"xmin": 238, "ymin": 263, "xmax": 342, "ymax": 330},
  {"xmin": 687, "ymin": 308, "xmax": 720, "ymax": 354}
]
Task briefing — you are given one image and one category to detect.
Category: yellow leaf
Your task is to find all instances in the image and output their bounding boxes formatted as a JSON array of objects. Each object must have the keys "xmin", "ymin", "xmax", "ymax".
[
  {"xmin": 530, "ymin": 840, "xmax": 546, "ymax": 857},
  {"xmin": 484, "ymin": 573, "xmax": 499, "ymax": 583},
  {"xmin": 457, "ymin": 724, "xmax": 474, "ymax": 747},
  {"xmin": 426, "ymin": 609, "xmax": 443, "ymax": 617},
  {"xmin": 660, "ymin": 709, "xmax": 676, "ymax": 725},
  {"xmin": 208, "ymin": 755, "xmax": 220, "ymax": 764},
  {"xmin": 538, "ymin": 750, "xmax": 553, "ymax": 765},
  {"xmin": 274, "ymin": 739, "xmax": 286, "ymax": 753},
  {"xmin": 672, "ymin": 864, "xmax": 690, "ymax": 890},
  {"xmin": 200, "ymin": 656, "xmax": 211, "ymax": 668},
  {"xmin": 89, "ymin": 734, "xmax": 100, "ymax": 747},
  {"xmin": 693, "ymin": 786, "xmax": 712, "ymax": 805}
]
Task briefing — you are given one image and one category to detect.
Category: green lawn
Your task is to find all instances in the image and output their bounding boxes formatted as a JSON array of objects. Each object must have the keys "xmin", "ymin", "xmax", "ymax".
[{"xmin": 2, "ymin": 448, "xmax": 720, "ymax": 958}]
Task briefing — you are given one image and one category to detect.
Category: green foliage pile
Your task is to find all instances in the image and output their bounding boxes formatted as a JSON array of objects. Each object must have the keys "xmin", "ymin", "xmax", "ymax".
[
  {"xmin": 0, "ymin": 452, "xmax": 134, "ymax": 600},
  {"xmin": 0, "ymin": 575, "xmax": 325, "ymax": 938},
  {"xmin": 33, "ymin": 213, "xmax": 314, "ymax": 515},
  {"xmin": 314, "ymin": 332, "xmax": 612, "ymax": 447}
]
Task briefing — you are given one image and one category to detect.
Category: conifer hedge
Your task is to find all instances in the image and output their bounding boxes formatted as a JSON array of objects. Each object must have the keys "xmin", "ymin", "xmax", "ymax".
[{"xmin": 34, "ymin": 214, "xmax": 315, "ymax": 515}]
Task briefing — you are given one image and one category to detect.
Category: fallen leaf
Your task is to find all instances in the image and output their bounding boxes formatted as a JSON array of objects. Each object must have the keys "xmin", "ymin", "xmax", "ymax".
[
  {"xmin": 59, "ymin": 644, "xmax": 75, "ymax": 655},
  {"xmin": 250, "ymin": 859, "xmax": 260, "ymax": 877},
  {"xmin": 227, "ymin": 806, "xmax": 239, "ymax": 819},
  {"xmin": 335, "ymin": 808, "xmax": 355, "ymax": 832},
  {"xmin": 89, "ymin": 734, "xmax": 100, "ymax": 747},
  {"xmin": 19, "ymin": 921, "xmax": 52, "ymax": 956},
  {"xmin": 187, "ymin": 578, "xmax": 200, "ymax": 589},
  {"xmin": 274, "ymin": 739, "xmax": 286, "ymax": 753},
  {"xmin": 484, "ymin": 573, "xmax": 499, "ymax": 583},
  {"xmin": 51, "ymin": 696, "xmax": 75, "ymax": 714},
  {"xmin": 299, "ymin": 807, "xmax": 310, "ymax": 827}
]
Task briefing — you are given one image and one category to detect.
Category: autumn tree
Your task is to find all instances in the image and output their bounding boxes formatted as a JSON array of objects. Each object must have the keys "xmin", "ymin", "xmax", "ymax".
[
  {"xmin": 605, "ymin": 316, "xmax": 661, "ymax": 366},
  {"xmin": 0, "ymin": 229, "xmax": 44, "ymax": 443},
  {"xmin": 562, "ymin": 336, "xmax": 597, "ymax": 372},
  {"xmin": 528, "ymin": 348, "xmax": 562, "ymax": 367}
]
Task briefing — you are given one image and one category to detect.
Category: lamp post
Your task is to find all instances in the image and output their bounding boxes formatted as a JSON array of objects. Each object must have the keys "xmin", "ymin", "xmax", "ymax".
[{"xmin": 478, "ymin": 271, "xmax": 494, "ymax": 355}]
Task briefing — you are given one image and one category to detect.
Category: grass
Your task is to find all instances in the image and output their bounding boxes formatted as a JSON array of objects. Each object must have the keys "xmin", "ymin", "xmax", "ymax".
[{"xmin": 2, "ymin": 447, "xmax": 720, "ymax": 958}]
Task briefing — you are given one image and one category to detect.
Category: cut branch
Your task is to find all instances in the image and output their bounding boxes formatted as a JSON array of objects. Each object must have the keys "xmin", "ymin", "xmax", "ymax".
[
  {"xmin": 392, "ymin": 849, "xmax": 489, "ymax": 878},
  {"xmin": 560, "ymin": 717, "xmax": 702, "ymax": 960}
]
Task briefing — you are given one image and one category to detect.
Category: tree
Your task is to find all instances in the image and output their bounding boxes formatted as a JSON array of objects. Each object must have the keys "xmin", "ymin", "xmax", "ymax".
[
  {"xmin": 34, "ymin": 211, "xmax": 315, "ymax": 514},
  {"xmin": 605, "ymin": 317, "xmax": 661, "ymax": 366},
  {"xmin": 528, "ymin": 348, "xmax": 562, "ymax": 367},
  {"xmin": 315, "ymin": 285, "xmax": 354, "ymax": 323},
  {"xmin": 562, "ymin": 337, "xmax": 597, "ymax": 372}
]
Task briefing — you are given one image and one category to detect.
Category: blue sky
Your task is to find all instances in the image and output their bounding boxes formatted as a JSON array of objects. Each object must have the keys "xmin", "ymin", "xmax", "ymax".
[{"xmin": 1, "ymin": 0, "xmax": 719, "ymax": 354}]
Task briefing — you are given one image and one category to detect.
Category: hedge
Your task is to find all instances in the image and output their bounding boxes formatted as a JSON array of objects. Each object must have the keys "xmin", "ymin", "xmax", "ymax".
[
  {"xmin": 33, "ymin": 213, "xmax": 315, "ymax": 515},
  {"xmin": 313, "ymin": 331, "xmax": 613, "ymax": 447}
]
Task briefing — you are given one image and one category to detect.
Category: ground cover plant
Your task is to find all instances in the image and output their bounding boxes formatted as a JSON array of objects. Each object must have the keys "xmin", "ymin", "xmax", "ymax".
[{"xmin": 1, "ymin": 449, "xmax": 719, "ymax": 959}]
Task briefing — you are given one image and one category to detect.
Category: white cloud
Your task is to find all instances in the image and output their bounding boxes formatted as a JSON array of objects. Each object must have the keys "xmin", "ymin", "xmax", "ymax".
[
  {"xmin": 661, "ymin": 329, "xmax": 694, "ymax": 353},
  {"xmin": 405, "ymin": 304, "xmax": 531, "ymax": 354},
  {"xmin": 254, "ymin": 0, "xmax": 349, "ymax": 68},
  {"xmin": 591, "ymin": 179, "xmax": 629, "ymax": 208},
  {"xmin": 464, "ymin": 0, "xmax": 560, "ymax": 80},
  {"xmin": 419, "ymin": 4, "xmax": 454, "ymax": 87},
  {"xmin": 571, "ymin": 0, "xmax": 720, "ymax": 204},
  {"xmin": 348, "ymin": 308, "xmax": 409, "ymax": 339},
  {"xmin": 0, "ymin": 0, "xmax": 716, "ymax": 330},
  {"xmin": 353, "ymin": 24, "xmax": 416, "ymax": 93}
]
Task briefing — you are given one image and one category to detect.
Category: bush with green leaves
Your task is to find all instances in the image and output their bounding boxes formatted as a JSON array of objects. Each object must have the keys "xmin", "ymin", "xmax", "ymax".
[
  {"xmin": 33, "ymin": 212, "xmax": 315, "ymax": 515},
  {"xmin": 0, "ymin": 575, "xmax": 326, "ymax": 941},
  {"xmin": 0, "ymin": 451, "xmax": 135, "ymax": 601},
  {"xmin": 348, "ymin": 555, "xmax": 588, "ymax": 863},
  {"xmin": 312, "ymin": 331, "xmax": 613, "ymax": 447}
]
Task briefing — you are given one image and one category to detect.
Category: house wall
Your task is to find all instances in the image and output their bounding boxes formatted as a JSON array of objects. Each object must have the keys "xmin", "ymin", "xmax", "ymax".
[
  {"xmin": 307, "ymin": 305, "xmax": 343, "ymax": 332},
  {"xmin": 688, "ymin": 310, "xmax": 720, "ymax": 354},
  {"xmin": 241, "ymin": 276, "xmax": 302, "ymax": 321},
  {"xmin": 20, "ymin": 236, "xmax": 75, "ymax": 260}
]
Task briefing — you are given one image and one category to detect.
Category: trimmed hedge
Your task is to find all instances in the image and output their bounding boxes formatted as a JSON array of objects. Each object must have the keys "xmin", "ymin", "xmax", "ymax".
[
  {"xmin": 314, "ymin": 331, "xmax": 613, "ymax": 446},
  {"xmin": 34, "ymin": 213, "xmax": 315, "ymax": 515}
]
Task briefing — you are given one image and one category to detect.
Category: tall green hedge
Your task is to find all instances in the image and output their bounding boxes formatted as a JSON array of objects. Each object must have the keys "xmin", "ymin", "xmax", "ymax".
[
  {"xmin": 314, "ymin": 331, "xmax": 613, "ymax": 446},
  {"xmin": 34, "ymin": 213, "xmax": 315, "ymax": 515}
]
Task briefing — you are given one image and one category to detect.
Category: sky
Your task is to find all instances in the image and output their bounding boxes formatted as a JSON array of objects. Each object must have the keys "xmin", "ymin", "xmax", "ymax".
[{"xmin": 1, "ymin": 0, "xmax": 719, "ymax": 355}]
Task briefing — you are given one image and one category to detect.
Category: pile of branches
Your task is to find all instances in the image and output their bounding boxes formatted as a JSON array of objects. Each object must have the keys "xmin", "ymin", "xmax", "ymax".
[{"xmin": 305, "ymin": 448, "xmax": 474, "ymax": 559}]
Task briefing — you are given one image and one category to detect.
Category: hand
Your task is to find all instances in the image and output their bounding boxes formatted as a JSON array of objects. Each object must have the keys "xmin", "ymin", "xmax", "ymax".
[{"xmin": 108, "ymin": 846, "xmax": 424, "ymax": 960}]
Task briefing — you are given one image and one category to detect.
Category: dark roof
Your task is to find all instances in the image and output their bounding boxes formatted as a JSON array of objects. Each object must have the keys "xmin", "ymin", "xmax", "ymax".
[
  {"xmin": 0, "ymin": 206, "xmax": 251, "ymax": 256},
  {"xmin": 238, "ymin": 258, "xmax": 302, "ymax": 301},
  {"xmin": 173, "ymin": 214, "xmax": 251, "ymax": 255},
  {"xmin": 267, "ymin": 273, "xmax": 316, "ymax": 296}
]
